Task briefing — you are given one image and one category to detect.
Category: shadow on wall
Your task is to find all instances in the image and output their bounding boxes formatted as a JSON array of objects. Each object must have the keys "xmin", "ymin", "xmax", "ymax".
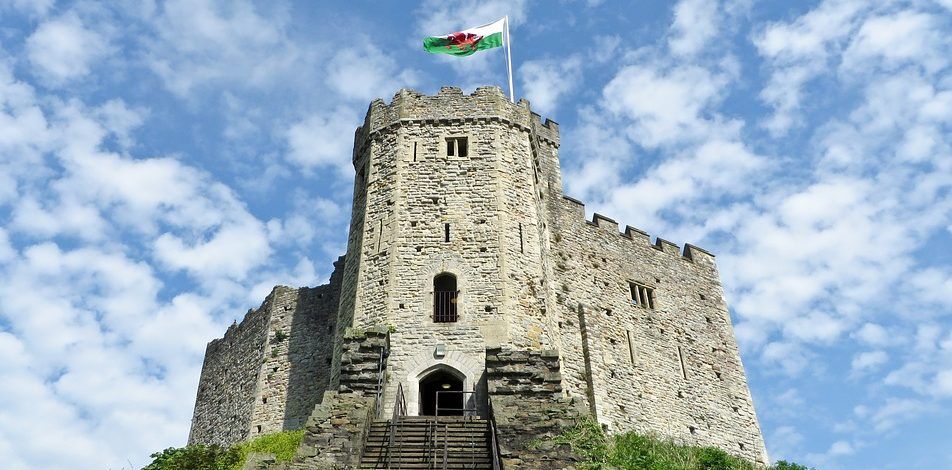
[{"xmin": 281, "ymin": 282, "xmax": 341, "ymax": 430}]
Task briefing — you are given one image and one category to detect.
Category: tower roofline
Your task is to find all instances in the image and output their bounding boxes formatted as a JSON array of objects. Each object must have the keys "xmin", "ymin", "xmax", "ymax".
[{"xmin": 353, "ymin": 86, "xmax": 560, "ymax": 160}]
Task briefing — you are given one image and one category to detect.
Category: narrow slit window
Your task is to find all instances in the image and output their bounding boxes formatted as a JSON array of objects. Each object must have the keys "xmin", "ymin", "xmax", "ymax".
[
  {"xmin": 519, "ymin": 223, "xmax": 524, "ymax": 253},
  {"xmin": 677, "ymin": 345, "xmax": 687, "ymax": 379},
  {"xmin": 626, "ymin": 330, "xmax": 635, "ymax": 365},
  {"xmin": 444, "ymin": 223, "xmax": 450, "ymax": 242},
  {"xmin": 629, "ymin": 282, "xmax": 655, "ymax": 309},
  {"xmin": 413, "ymin": 142, "xmax": 418, "ymax": 162},
  {"xmin": 446, "ymin": 137, "xmax": 468, "ymax": 157},
  {"xmin": 376, "ymin": 219, "xmax": 384, "ymax": 252}
]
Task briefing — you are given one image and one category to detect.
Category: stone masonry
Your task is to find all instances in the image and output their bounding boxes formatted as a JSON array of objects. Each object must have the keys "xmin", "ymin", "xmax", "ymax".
[{"xmin": 188, "ymin": 86, "xmax": 768, "ymax": 465}]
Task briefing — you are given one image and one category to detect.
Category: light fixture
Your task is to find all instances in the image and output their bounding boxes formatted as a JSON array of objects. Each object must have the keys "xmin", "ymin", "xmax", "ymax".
[
  {"xmin": 434, "ymin": 344, "xmax": 446, "ymax": 358},
  {"xmin": 441, "ymin": 383, "xmax": 451, "ymax": 389}
]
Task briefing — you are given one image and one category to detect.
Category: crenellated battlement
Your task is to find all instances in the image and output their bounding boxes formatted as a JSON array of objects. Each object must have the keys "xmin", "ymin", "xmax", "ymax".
[
  {"xmin": 560, "ymin": 195, "xmax": 715, "ymax": 265},
  {"xmin": 352, "ymin": 86, "xmax": 560, "ymax": 164}
]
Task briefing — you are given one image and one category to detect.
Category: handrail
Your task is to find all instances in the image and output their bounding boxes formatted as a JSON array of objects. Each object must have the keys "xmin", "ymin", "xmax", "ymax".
[
  {"xmin": 386, "ymin": 382, "xmax": 407, "ymax": 468},
  {"xmin": 442, "ymin": 422, "xmax": 448, "ymax": 470},
  {"xmin": 373, "ymin": 347, "xmax": 387, "ymax": 418},
  {"xmin": 434, "ymin": 390, "xmax": 479, "ymax": 417},
  {"xmin": 487, "ymin": 395, "xmax": 503, "ymax": 470}
]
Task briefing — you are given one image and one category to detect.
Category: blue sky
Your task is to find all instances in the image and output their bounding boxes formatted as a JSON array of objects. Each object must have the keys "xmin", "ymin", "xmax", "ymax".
[{"xmin": 0, "ymin": 0, "xmax": 948, "ymax": 468}]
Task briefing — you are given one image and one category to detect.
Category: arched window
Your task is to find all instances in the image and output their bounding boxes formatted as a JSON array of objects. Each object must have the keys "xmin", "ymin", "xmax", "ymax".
[{"xmin": 433, "ymin": 273, "xmax": 458, "ymax": 323}]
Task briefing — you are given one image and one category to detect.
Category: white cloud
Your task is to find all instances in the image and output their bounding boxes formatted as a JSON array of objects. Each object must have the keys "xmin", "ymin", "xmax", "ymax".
[
  {"xmin": 26, "ymin": 12, "xmax": 112, "ymax": 85},
  {"xmin": 767, "ymin": 425, "xmax": 804, "ymax": 462},
  {"xmin": 785, "ymin": 313, "xmax": 846, "ymax": 343},
  {"xmin": 668, "ymin": 0, "xmax": 720, "ymax": 56},
  {"xmin": 325, "ymin": 45, "xmax": 419, "ymax": 102},
  {"xmin": 868, "ymin": 398, "xmax": 929, "ymax": 431},
  {"xmin": 852, "ymin": 323, "xmax": 892, "ymax": 347},
  {"xmin": 143, "ymin": 0, "xmax": 305, "ymax": 97},
  {"xmin": 154, "ymin": 213, "xmax": 270, "ymax": 281},
  {"xmin": 753, "ymin": 0, "xmax": 868, "ymax": 135},
  {"xmin": 416, "ymin": 0, "xmax": 529, "ymax": 37},
  {"xmin": 0, "ymin": 56, "xmax": 287, "ymax": 468},
  {"xmin": 285, "ymin": 107, "xmax": 360, "ymax": 173},
  {"xmin": 601, "ymin": 62, "xmax": 734, "ymax": 148},
  {"xmin": 851, "ymin": 350, "xmax": 888, "ymax": 375},
  {"xmin": 841, "ymin": 11, "xmax": 948, "ymax": 76},
  {"xmin": 762, "ymin": 341, "xmax": 811, "ymax": 376},
  {"xmin": 1, "ymin": 0, "xmax": 54, "ymax": 18},
  {"xmin": 591, "ymin": 35, "xmax": 621, "ymax": 64},
  {"xmin": 519, "ymin": 55, "xmax": 583, "ymax": 116}
]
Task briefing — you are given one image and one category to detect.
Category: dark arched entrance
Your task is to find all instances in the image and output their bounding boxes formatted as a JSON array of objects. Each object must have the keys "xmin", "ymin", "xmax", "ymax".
[{"xmin": 419, "ymin": 369, "xmax": 463, "ymax": 416}]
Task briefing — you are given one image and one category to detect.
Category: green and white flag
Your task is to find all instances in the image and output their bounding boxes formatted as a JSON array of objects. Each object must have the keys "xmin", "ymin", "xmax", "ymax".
[{"xmin": 423, "ymin": 18, "xmax": 506, "ymax": 56}]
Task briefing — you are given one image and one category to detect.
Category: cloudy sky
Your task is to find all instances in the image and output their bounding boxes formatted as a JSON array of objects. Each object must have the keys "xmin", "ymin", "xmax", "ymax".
[{"xmin": 0, "ymin": 0, "xmax": 948, "ymax": 468}]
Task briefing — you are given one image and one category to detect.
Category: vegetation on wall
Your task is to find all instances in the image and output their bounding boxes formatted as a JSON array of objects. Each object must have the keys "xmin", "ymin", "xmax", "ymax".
[
  {"xmin": 554, "ymin": 417, "xmax": 813, "ymax": 470},
  {"xmin": 142, "ymin": 430, "xmax": 304, "ymax": 470}
]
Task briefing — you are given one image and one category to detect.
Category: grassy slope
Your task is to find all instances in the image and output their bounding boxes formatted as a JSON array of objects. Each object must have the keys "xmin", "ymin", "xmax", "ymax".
[{"xmin": 552, "ymin": 417, "xmax": 812, "ymax": 470}]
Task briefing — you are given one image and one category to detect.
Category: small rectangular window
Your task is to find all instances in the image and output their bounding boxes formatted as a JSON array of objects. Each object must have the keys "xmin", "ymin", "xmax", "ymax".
[
  {"xmin": 629, "ymin": 282, "xmax": 655, "ymax": 309},
  {"xmin": 444, "ymin": 223, "xmax": 450, "ymax": 242},
  {"xmin": 446, "ymin": 137, "xmax": 468, "ymax": 157}
]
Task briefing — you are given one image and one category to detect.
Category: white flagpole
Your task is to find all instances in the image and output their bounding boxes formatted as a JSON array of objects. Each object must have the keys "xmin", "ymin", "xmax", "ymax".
[{"xmin": 504, "ymin": 15, "xmax": 515, "ymax": 102}]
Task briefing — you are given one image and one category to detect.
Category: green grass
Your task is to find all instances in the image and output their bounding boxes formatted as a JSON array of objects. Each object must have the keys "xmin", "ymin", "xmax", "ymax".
[
  {"xmin": 553, "ymin": 417, "xmax": 813, "ymax": 470},
  {"xmin": 234, "ymin": 429, "xmax": 304, "ymax": 464},
  {"xmin": 142, "ymin": 429, "xmax": 305, "ymax": 470}
]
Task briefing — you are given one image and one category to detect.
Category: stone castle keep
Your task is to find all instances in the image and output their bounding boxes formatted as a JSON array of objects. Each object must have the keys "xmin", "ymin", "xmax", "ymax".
[{"xmin": 188, "ymin": 86, "xmax": 767, "ymax": 468}]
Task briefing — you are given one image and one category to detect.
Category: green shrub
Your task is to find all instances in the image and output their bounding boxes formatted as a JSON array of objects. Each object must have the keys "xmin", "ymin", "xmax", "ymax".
[
  {"xmin": 234, "ymin": 429, "xmax": 305, "ymax": 464},
  {"xmin": 696, "ymin": 446, "xmax": 737, "ymax": 470},
  {"xmin": 142, "ymin": 430, "xmax": 304, "ymax": 470},
  {"xmin": 550, "ymin": 419, "xmax": 808, "ymax": 470},
  {"xmin": 142, "ymin": 444, "xmax": 240, "ymax": 470},
  {"xmin": 271, "ymin": 330, "xmax": 288, "ymax": 343},
  {"xmin": 773, "ymin": 461, "xmax": 814, "ymax": 470}
]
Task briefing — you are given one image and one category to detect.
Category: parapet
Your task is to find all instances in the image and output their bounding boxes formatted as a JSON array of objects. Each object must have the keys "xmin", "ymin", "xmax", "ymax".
[
  {"xmin": 560, "ymin": 195, "xmax": 715, "ymax": 266},
  {"xmin": 354, "ymin": 87, "xmax": 561, "ymax": 158}
]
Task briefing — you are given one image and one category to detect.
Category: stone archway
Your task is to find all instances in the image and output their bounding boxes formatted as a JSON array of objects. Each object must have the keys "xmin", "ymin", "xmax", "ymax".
[
  {"xmin": 418, "ymin": 367, "xmax": 465, "ymax": 416},
  {"xmin": 403, "ymin": 349, "xmax": 484, "ymax": 416}
]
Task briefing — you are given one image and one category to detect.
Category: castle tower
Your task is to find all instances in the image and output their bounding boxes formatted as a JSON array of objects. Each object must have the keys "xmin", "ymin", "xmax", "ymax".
[
  {"xmin": 333, "ymin": 86, "xmax": 562, "ymax": 416},
  {"xmin": 188, "ymin": 86, "xmax": 767, "ymax": 466}
]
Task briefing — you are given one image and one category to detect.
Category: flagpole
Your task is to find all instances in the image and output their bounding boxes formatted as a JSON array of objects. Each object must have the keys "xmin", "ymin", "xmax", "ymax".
[{"xmin": 504, "ymin": 15, "xmax": 514, "ymax": 102}]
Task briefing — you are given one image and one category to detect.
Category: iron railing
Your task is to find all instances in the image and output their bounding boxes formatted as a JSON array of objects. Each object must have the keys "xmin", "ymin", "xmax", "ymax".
[
  {"xmin": 434, "ymin": 391, "xmax": 479, "ymax": 469},
  {"xmin": 386, "ymin": 383, "xmax": 407, "ymax": 468},
  {"xmin": 434, "ymin": 390, "xmax": 478, "ymax": 417},
  {"xmin": 487, "ymin": 396, "xmax": 503, "ymax": 470},
  {"xmin": 433, "ymin": 290, "xmax": 459, "ymax": 323},
  {"xmin": 373, "ymin": 347, "xmax": 388, "ymax": 418}
]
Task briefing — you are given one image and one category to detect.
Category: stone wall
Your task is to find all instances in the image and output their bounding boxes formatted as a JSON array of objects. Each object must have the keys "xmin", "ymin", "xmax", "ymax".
[
  {"xmin": 188, "ymin": 298, "xmax": 270, "ymax": 446},
  {"xmin": 547, "ymin": 196, "xmax": 768, "ymax": 464},
  {"xmin": 486, "ymin": 348, "xmax": 585, "ymax": 469},
  {"xmin": 275, "ymin": 329, "xmax": 390, "ymax": 469},
  {"xmin": 189, "ymin": 260, "xmax": 344, "ymax": 447},
  {"xmin": 248, "ymin": 258, "xmax": 345, "ymax": 438}
]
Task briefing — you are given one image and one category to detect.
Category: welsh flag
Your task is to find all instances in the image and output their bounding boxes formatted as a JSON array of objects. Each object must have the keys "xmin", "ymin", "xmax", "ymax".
[{"xmin": 423, "ymin": 18, "xmax": 505, "ymax": 56}]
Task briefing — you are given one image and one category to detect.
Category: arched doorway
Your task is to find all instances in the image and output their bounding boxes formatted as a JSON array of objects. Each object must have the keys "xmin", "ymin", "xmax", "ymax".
[{"xmin": 419, "ymin": 368, "xmax": 464, "ymax": 416}]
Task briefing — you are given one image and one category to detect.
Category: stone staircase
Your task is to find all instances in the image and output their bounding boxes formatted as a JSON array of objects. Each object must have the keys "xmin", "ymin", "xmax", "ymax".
[{"xmin": 359, "ymin": 416, "xmax": 493, "ymax": 469}]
